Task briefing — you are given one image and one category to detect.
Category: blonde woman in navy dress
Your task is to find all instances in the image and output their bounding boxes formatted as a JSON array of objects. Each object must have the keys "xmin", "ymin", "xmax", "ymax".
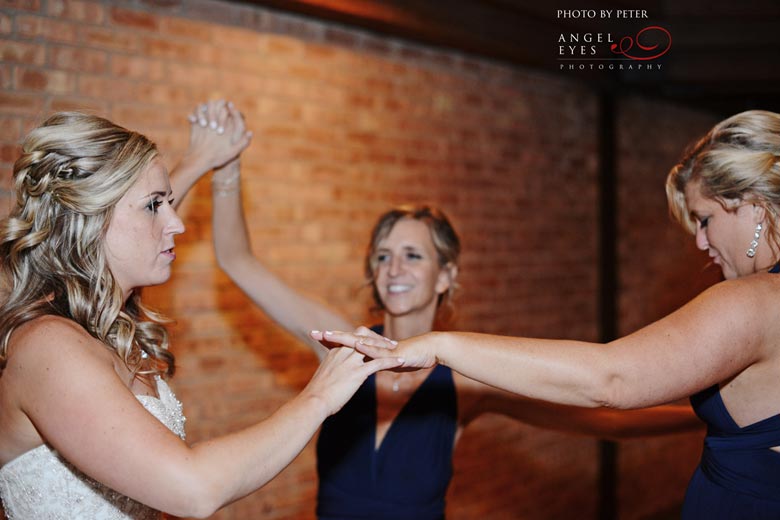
[
  {"xmin": 329, "ymin": 110, "xmax": 780, "ymax": 519},
  {"xmin": 173, "ymin": 101, "xmax": 704, "ymax": 519}
]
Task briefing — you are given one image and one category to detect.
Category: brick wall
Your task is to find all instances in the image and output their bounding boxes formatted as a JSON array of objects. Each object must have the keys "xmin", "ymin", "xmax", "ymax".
[{"xmin": 0, "ymin": 1, "xmax": 715, "ymax": 519}]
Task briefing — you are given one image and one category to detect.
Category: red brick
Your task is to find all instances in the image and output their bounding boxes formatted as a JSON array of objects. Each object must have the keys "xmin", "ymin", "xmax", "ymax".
[
  {"xmin": 264, "ymin": 34, "xmax": 305, "ymax": 57},
  {"xmin": 109, "ymin": 6, "xmax": 158, "ymax": 31},
  {"xmin": 46, "ymin": 0, "xmax": 105, "ymax": 23},
  {"xmin": 109, "ymin": 103, "xmax": 182, "ymax": 130},
  {"xmin": 82, "ymin": 26, "xmax": 139, "ymax": 52},
  {"xmin": 0, "ymin": 63, "xmax": 9, "ymax": 88},
  {"xmin": 139, "ymin": 35, "xmax": 197, "ymax": 61},
  {"xmin": 15, "ymin": 66, "xmax": 74, "ymax": 93},
  {"xmin": 49, "ymin": 96, "xmax": 108, "ymax": 114},
  {"xmin": 0, "ymin": 165, "xmax": 13, "ymax": 192},
  {"xmin": 0, "ymin": 39, "xmax": 45, "ymax": 65},
  {"xmin": 0, "ymin": 13, "xmax": 11, "ymax": 34},
  {"xmin": 165, "ymin": 61, "xmax": 217, "ymax": 88},
  {"xmin": 77, "ymin": 74, "xmax": 134, "ymax": 100},
  {"xmin": 48, "ymin": 45, "xmax": 107, "ymax": 73},
  {"xmin": 0, "ymin": 0, "xmax": 41, "ymax": 12},
  {"xmin": 16, "ymin": 15, "xmax": 79, "ymax": 43},
  {"xmin": 0, "ymin": 116, "xmax": 21, "ymax": 141},
  {"xmin": 160, "ymin": 16, "xmax": 213, "ymax": 44},
  {"xmin": 0, "ymin": 92, "xmax": 44, "ymax": 115},
  {"xmin": 111, "ymin": 55, "xmax": 166, "ymax": 82},
  {"xmin": 0, "ymin": 142, "xmax": 19, "ymax": 163},
  {"xmin": 132, "ymin": 83, "xmax": 194, "ymax": 107},
  {"xmin": 209, "ymin": 24, "xmax": 260, "ymax": 52}
]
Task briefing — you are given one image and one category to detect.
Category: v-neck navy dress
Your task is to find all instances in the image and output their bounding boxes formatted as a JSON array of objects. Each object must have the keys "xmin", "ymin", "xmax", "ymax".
[
  {"xmin": 682, "ymin": 385, "xmax": 780, "ymax": 518},
  {"xmin": 316, "ymin": 359, "xmax": 457, "ymax": 520},
  {"xmin": 681, "ymin": 263, "xmax": 780, "ymax": 518}
]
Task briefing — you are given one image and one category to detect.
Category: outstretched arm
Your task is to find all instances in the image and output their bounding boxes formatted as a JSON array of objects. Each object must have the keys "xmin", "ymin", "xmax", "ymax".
[
  {"xmin": 321, "ymin": 274, "xmax": 771, "ymax": 409},
  {"xmin": 9, "ymin": 317, "xmax": 400, "ymax": 518},
  {"xmin": 459, "ymin": 375, "xmax": 702, "ymax": 440},
  {"xmin": 210, "ymin": 110, "xmax": 353, "ymax": 359}
]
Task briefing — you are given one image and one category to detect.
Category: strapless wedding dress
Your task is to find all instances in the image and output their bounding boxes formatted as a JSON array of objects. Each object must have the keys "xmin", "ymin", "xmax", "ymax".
[{"xmin": 0, "ymin": 377, "xmax": 185, "ymax": 519}]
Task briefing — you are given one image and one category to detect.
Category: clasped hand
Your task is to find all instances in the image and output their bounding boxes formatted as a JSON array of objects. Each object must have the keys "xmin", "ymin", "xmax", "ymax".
[
  {"xmin": 310, "ymin": 326, "xmax": 438, "ymax": 371},
  {"xmin": 185, "ymin": 99, "xmax": 253, "ymax": 172}
]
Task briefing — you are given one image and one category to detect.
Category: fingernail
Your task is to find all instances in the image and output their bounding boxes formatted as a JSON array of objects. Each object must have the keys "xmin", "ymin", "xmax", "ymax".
[
  {"xmin": 311, "ymin": 330, "xmax": 320, "ymax": 335},
  {"xmin": 228, "ymin": 101, "xmax": 234, "ymax": 108},
  {"xmin": 199, "ymin": 105, "xmax": 207, "ymax": 112},
  {"xmin": 198, "ymin": 118, "xmax": 207, "ymax": 127},
  {"xmin": 324, "ymin": 331, "xmax": 333, "ymax": 336},
  {"xmin": 209, "ymin": 120, "xmax": 217, "ymax": 129},
  {"xmin": 217, "ymin": 126, "xmax": 224, "ymax": 134},
  {"xmin": 187, "ymin": 114, "xmax": 197, "ymax": 123}
]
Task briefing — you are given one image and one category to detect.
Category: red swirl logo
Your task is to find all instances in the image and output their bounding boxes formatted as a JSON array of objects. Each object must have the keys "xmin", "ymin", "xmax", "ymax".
[{"xmin": 611, "ymin": 26, "xmax": 671, "ymax": 61}]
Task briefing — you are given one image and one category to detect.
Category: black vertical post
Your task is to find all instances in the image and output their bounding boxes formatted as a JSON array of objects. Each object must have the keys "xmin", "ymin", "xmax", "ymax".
[{"xmin": 597, "ymin": 90, "xmax": 618, "ymax": 520}]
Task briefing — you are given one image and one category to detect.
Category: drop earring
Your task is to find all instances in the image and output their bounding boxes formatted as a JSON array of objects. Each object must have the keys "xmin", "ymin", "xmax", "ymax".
[{"xmin": 747, "ymin": 223, "xmax": 763, "ymax": 258}]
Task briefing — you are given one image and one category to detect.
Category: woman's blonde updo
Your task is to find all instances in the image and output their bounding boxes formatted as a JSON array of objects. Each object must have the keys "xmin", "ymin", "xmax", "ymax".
[
  {"xmin": 666, "ymin": 110, "xmax": 780, "ymax": 257},
  {"xmin": 0, "ymin": 112, "xmax": 174, "ymax": 376}
]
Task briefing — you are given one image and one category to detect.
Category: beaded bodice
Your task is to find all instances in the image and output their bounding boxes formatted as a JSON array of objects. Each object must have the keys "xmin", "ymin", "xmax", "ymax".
[{"xmin": 0, "ymin": 377, "xmax": 186, "ymax": 520}]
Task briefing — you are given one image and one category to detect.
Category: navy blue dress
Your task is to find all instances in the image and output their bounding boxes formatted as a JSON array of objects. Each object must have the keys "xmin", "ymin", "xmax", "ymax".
[
  {"xmin": 683, "ymin": 333, "xmax": 780, "ymax": 516},
  {"xmin": 316, "ymin": 330, "xmax": 457, "ymax": 520}
]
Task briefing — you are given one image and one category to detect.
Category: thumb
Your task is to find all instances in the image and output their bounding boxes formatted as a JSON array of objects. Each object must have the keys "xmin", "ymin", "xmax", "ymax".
[{"xmin": 232, "ymin": 130, "xmax": 253, "ymax": 153}]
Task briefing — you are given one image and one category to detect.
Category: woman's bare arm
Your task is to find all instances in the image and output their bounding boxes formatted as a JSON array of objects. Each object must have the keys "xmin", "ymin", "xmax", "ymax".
[
  {"xmin": 457, "ymin": 374, "xmax": 702, "ymax": 440},
  {"xmin": 329, "ymin": 274, "xmax": 772, "ymax": 409},
  {"xmin": 8, "ymin": 317, "xmax": 399, "ymax": 518}
]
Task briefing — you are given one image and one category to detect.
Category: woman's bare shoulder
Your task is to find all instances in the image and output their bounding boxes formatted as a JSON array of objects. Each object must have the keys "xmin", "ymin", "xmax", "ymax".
[{"xmin": 6, "ymin": 315, "xmax": 111, "ymax": 371}]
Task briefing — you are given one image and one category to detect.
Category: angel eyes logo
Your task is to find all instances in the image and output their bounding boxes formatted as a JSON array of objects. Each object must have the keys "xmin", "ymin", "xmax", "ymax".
[
  {"xmin": 556, "ymin": 9, "xmax": 672, "ymax": 72},
  {"xmin": 609, "ymin": 26, "xmax": 671, "ymax": 60}
]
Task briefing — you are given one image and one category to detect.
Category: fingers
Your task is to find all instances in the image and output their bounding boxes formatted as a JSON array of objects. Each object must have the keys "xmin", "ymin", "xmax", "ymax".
[
  {"xmin": 310, "ymin": 330, "xmax": 359, "ymax": 348},
  {"xmin": 362, "ymin": 355, "xmax": 404, "ymax": 374},
  {"xmin": 354, "ymin": 341, "xmax": 395, "ymax": 361},
  {"xmin": 197, "ymin": 102, "xmax": 209, "ymax": 127},
  {"xmin": 321, "ymin": 345, "xmax": 402, "ymax": 378},
  {"xmin": 310, "ymin": 330, "xmax": 397, "ymax": 349},
  {"xmin": 189, "ymin": 100, "xmax": 230, "ymax": 133},
  {"xmin": 231, "ymin": 126, "xmax": 253, "ymax": 156},
  {"xmin": 213, "ymin": 99, "xmax": 228, "ymax": 135},
  {"xmin": 226, "ymin": 102, "xmax": 249, "ymax": 144},
  {"xmin": 353, "ymin": 325, "xmax": 396, "ymax": 345},
  {"xmin": 354, "ymin": 325, "xmax": 373, "ymax": 336}
]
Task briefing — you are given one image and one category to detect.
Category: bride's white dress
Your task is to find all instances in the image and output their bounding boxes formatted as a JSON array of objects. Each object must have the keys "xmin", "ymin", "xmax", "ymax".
[{"xmin": 0, "ymin": 377, "xmax": 186, "ymax": 519}]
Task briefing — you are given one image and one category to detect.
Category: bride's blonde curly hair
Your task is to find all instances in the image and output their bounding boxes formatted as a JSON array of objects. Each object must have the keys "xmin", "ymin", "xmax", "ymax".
[{"xmin": 0, "ymin": 112, "xmax": 174, "ymax": 376}]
